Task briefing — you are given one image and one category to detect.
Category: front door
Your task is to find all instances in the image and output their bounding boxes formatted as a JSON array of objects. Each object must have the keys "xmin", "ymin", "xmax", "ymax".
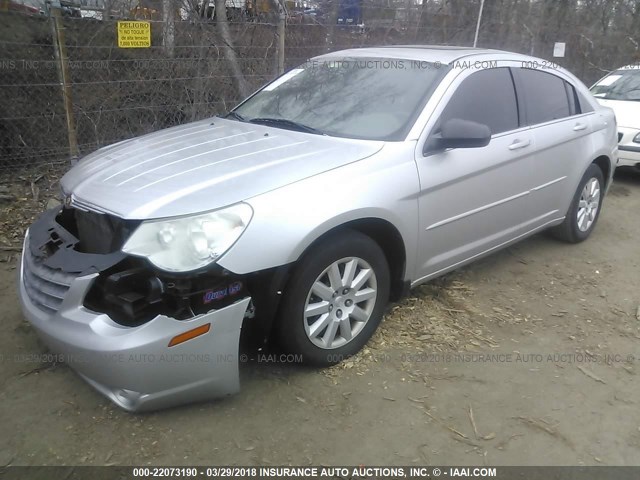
[{"xmin": 414, "ymin": 66, "xmax": 537, "ymax": 282}]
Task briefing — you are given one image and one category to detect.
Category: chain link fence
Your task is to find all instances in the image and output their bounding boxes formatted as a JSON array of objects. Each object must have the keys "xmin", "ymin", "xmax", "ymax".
[{"xmin": 1, "ymin": 5, "xmax": 639, "ymax": 172}]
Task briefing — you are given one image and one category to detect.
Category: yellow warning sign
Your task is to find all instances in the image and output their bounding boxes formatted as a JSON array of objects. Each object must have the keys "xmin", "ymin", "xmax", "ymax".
[{"xmin": 117, "ymin": 21, "xmax": 151, "ymax": 48}]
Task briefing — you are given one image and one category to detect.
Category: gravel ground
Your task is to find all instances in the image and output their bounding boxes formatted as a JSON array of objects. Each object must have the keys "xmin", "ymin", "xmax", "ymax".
[{"xmin": 0, "ymin": 168, "xmax": 638, "ymax": 466}]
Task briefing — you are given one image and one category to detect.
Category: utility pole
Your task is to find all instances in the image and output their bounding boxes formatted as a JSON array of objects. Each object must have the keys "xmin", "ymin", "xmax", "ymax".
[
  {"xmin": 473, "ymin": 0, "xmax": 485, "ymax": 48},
  {"xmin": 48, "ymin": 0, "xmax": 79, "ymax": 164}
]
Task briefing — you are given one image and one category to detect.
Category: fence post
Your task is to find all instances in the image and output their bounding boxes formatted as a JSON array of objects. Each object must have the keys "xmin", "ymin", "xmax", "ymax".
[{"xmin": 48, "ymin": 1, "xmax": 79, "ymax": 164}]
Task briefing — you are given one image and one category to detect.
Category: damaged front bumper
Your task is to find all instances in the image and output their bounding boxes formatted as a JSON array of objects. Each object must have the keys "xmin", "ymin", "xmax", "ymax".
[{"xmin": 17, "ymin": 208, "xmax": 251, "ymax": 412}]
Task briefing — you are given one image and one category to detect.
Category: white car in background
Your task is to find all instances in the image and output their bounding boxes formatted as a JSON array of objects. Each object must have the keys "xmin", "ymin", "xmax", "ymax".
[{"xmin": 591, "ymin": 65, "xmax": 640, "ymax": 170}]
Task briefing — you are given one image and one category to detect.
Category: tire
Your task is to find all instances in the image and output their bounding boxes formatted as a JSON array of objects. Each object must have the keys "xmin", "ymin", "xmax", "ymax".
[
  {"xmin": 276, "ymin": 230, "xmax": 390, "ymax": 367},
  {"xmin": 551, "ymin": 163, "xmax": 605, "ymax": 243}
]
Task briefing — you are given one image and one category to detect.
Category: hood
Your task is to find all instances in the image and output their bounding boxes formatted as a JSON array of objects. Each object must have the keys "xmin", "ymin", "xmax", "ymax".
[
  {"xmin": 61, "ymin": 118, "xmax": 384, "ymax": 219},
  {"xmin": 595, "ymin": 98, "xmax": 640, "ymax": 129}
]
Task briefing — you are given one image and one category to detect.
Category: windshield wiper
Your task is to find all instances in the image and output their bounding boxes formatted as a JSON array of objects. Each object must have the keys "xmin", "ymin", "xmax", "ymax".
[
  {"xmin": 248, "ymin": 117, "xmax": 325, "ymax": 135},
  {"xmin": 221, "ymin": 111, "xmax": 247, "ymax": 122}
]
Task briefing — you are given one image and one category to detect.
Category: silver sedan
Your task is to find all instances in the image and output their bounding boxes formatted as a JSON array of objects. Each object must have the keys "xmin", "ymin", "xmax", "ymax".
[{"xmin": 18, "ymin": 46, "xmax": 618, "ymax": 411}]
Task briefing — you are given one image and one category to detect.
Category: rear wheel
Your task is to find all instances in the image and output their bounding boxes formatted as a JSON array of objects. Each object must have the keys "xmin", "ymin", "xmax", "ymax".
[
  {"xmin": 276, "ymin": 230, "xmax": 390, "ymax": 366},
  {"xmin": 551, "ymin": 163, "xmax": 604, "ymax": 243}
]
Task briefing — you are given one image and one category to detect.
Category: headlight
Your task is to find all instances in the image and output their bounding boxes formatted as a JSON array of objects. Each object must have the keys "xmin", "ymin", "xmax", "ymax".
[
  {"xmin": 634, "ymin": 133, "xmax": 640, "ymax": 143},
  {"xmin": 122, "ymin": 203, "xmax": 253, "ymax": 272}
]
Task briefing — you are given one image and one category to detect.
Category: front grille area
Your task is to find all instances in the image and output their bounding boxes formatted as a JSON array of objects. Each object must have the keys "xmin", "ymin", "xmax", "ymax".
[
  {"xmin": 22, "ymin": 207, "xmax": 133, "ymax": 316},
  {"xmin": 23, "ymin": 242, "xmax": 78, "ymax": 314}
]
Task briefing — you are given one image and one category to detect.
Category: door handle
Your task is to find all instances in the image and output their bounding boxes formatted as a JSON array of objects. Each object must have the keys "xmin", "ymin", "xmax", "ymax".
[
  {"xmin": 508, "ymin": 139, "xmax": 531, "ymax": 151},
  {"xmin": 573, "ymin": 123, "xmax": 587, "ymax": 131}
]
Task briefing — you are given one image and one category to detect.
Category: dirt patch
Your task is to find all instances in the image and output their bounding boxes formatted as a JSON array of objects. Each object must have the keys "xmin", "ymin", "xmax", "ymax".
[
  {"xmin": 0, "ymin": 165, "xmax": 66, "ymax": 260},
  {"xmin": 0, "ymin": 169, "xmax": 639, "ymax": 466},
  {"xmin": 324, "ymin": 278, "xmax": 500, "ymax": 379}
]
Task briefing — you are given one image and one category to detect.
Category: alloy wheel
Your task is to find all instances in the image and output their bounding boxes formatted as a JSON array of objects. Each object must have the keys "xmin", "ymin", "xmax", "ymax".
[
  {"xmin": 577, "ymin": 177, "xmax": 601, "ymax": 232},
  {"xmin": 303, "ymin": 256, "xmax": 378, "ymax": 349}
]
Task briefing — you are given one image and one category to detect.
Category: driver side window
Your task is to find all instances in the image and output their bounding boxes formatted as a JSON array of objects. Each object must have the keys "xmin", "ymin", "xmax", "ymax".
[{"xmin": 438, "ymin": 67, "xmax": 520, "ymax": 136}]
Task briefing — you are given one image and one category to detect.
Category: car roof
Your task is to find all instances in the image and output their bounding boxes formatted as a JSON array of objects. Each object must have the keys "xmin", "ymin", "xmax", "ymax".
[{"xmin": 315, "ymin": 45, "xmax": 523, "ymax": 65}]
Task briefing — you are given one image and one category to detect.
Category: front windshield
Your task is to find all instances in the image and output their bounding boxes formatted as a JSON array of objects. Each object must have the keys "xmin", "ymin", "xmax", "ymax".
[
  {"xmin": 232, "ymin": 57, "xmax": 446, "ymax": 141},
  {"xmin": 591, "ymin": 69, "xmax": 640, "ymax": 101}
]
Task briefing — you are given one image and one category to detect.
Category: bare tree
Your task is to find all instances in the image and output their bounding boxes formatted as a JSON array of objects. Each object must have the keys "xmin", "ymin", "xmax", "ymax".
[
  {"xmin": 214, "ymin": 0, "xmax": 251, "ymax": 97},
  {"xmin": 269, "ymin": 0, "xmax": 286, "ymax": 75},
  {"xmin": 163, "ymin": 0, "xmax": 176, "ymax": 57}
]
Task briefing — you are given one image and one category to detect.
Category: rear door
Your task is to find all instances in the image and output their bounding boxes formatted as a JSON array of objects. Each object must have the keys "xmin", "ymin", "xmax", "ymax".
[
  {"xmin": 512, "ymin": 68, "xmax": 596, "ymax": 224},
  {"xmin": 414, "ymin": 64, "xmax": 536, "ymax": 282}
]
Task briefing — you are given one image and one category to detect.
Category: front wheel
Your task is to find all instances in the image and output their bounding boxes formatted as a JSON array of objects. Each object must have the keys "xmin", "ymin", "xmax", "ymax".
[
  {"xmin": 276, "ymin": 230, "xmax": 390, "ymax": 366},
  {"xmin": 551, "ymin": 163, "xmax": 605, "ymax": 243}
]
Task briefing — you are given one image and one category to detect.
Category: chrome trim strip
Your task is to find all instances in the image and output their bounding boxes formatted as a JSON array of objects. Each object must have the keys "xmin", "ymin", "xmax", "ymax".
[
  {"xmin": 425, "ymin": 191, "xmax": 530, "ymax": 231},
  {"xmin": 426, "ymin": 177, "xmax": 567, "ymax": 231},
  {"xmin": 531, "ymin": 176, "xmax": 567, "ymax": 192}
]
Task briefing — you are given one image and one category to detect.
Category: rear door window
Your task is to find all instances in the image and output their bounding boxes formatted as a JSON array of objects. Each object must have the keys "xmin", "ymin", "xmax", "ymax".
[{"xmin": 516, "ymin": 69, "xmax": 572, "ymax": 125}]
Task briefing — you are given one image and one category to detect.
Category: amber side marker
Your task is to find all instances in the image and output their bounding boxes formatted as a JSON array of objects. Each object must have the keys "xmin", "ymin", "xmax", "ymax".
[{"xmin": 168, "ymin": 323, "xmax": 211, "ymax": 347}]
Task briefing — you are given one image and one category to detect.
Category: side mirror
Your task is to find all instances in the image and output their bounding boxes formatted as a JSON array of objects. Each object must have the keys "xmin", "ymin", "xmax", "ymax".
[{"xmin": 427, "ymin": 118, "xmax": 492, "ymax": 152}]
